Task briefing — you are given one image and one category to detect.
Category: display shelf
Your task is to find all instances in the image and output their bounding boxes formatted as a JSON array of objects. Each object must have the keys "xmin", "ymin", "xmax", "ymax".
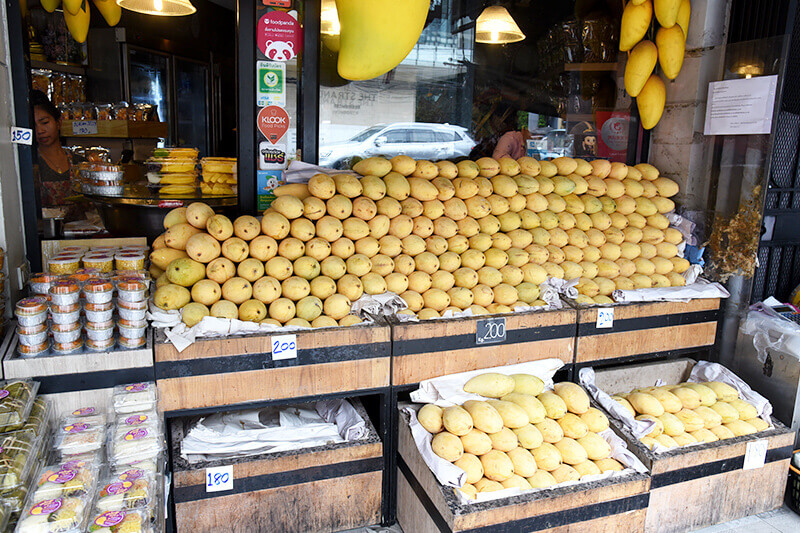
[
  {"xmin": 594, "ymin": 358, "xmax": 795, "ymax": 533},
  {"xmin": 169, "ymin": 398, "xmax": 383, "ymax": 532},
  {"xmin": 30, "ymin": 59, "xmax": 86, "ymax": 75},
  {"xmin": 389, "ymin": 308, "xmax": 576, "ymax": 387},
  {"xmin": 573, "ymin": 298, "xmax": 721, "ymax": 367},
  {"xmin": 395, "ymin": 404, "xmax": 650, "ymax": 532},
  {"xmin": 1, "ymin": 327, "xmax": 155, "ymax": 417},
  {"xmin": 60, "ymin": 119, "xmax": 168, "ymax": 138}
]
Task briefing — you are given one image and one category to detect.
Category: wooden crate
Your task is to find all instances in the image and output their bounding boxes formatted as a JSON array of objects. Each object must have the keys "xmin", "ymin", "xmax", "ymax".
[
  {"xmin": 396, "ymin": 410, "xmax": 651, "ymax": 532},
  {"xmin": 170, "ymin": 399, "xmax": 383, "ymax": 533},
  {"xmin": 2, "ymin": 328, "xmax": 154, "ymax": 417},
  {"xmin": 594, "ymin": 358, "xmax": 795, "ymax": 533},
  {"xmin": 391, "ymin": 308, "xmax": 577, "ymax": 386},
  {"xmin": 575, "ymin": 298, "xmax": 720, "ymax": 365},
  {"xmin": 154, "ymin": 322, "xmax": 391, "ymax": 413}
]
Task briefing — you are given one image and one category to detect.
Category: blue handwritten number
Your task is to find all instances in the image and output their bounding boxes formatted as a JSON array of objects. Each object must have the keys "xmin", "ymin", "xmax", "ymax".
[{"xmin": 208, "ymin": 472, "xmax": 230, "ymax": 486}]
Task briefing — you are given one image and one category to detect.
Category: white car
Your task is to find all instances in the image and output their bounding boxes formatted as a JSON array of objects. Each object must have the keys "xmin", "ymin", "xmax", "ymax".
[{"xmin": 319, "ymin": 123, "xmax": 476, "ymax": 168}]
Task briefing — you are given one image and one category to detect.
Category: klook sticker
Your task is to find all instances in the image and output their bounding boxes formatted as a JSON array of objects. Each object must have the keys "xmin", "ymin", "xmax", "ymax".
[{"xmin": 257, "ymin": 106, "xmax": 290, "ymax": 144}]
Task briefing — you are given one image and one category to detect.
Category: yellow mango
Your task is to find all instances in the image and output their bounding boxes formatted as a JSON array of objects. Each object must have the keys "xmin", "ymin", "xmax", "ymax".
[
  {"xmin": 656, "ymin": 25, "xmax": 686, "ymax": 80},
  {"xmin": 677, "ymin": 0, "xmax": 691, "ymax": 38},
  {"xmin": 620, "ymin": 0, "xmax": 653, "ymax": 51},
  {"xmin": 654, "ymin": 0, "xmax": 681, "ymax": 28},
  {"xmin": 637, "ymin": 75, "xmax": 666, "ymax": 129},
  {"xmin": 625, "ymin": 40, "xmax": 658, "ymax": 97}
]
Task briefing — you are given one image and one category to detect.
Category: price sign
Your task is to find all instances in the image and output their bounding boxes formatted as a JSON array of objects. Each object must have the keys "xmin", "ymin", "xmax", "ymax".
[
  {"xmin": 596, "ymin": 308, "xmax": 614, "ymax": 329},
  {"xmin": 743, "ymin": 439, "xmax": 768, "ymax": 470},
  {"xmin": 10, "ymin": 127, "xmax": 33, "ymax": 145},
  {"xmin": 72, "ymin": 120, "xmax": 98, "ymax": 135},
  {"xmin": 271, "ymin": 334, "xmax": 297, "ymax": 360},
  {"xmin": 205, "ymin": 465, "xmax": 233, "ymax": 492},
  {"xmin": 476, "ymin": 317, "xmax": 506, "ymax": 345}
]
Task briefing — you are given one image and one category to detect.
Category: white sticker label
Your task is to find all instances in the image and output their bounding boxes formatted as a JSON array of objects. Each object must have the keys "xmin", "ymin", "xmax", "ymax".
[
  {"xmin": 743, "ymin": 439, "xmax": 768, "ymax": 470},
  {"xmin": 205, "ymin": 465, "xmax": 233, "ymax": 492},
  {"xmin": 271, "ymin": 334, "xmax": 298, "ymax": 360},
  {"xmin": 596, "ymin": 308, "xmax": 614, "ymax": 329},
  {"xmin": 72, "ymin": 120, "xmax": 98, "ymax": 135},
  {"xmin": 10, "ymin": 127, "xmax": 33, "ymax": 145}
]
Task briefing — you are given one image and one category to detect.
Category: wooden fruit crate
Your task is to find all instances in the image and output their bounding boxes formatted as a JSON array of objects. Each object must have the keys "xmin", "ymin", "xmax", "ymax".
[
  {"xmin": 574, "ymin": 298, "xmax": 720, "ymax": 365},
  {"xmin": 154, "ymin": 322, "xmax": 391, "ymax": 413},
  {"xmin": 594, "ymin": 358, "xmax": 795, "ymax": 533},
  {"xmin": 396, "ymin": 409, "xmax": 651, "ymax": 532},
  {"xmin": 391, "ymin": 308, "xmax": 577, "ymax": 386},
  {"xmin": 2, "ymin": 328, "xmax": 154, "ymax": 416},
  {"xmin": 170, "ymin": 399, "xmax": 383, "ymax": 532}
]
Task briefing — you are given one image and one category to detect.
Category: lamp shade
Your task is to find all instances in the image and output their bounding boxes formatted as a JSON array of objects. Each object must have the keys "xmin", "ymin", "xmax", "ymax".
[
  {"xmin": 475, "ymin": 6, "xmax": 525, "ymax": 44},
  {"xmin": 116, "ymin": 0, "xmax": 196, "ymax": 16}
]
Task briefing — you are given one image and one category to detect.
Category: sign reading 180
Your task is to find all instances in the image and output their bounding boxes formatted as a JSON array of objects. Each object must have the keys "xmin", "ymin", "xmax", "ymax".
[{"xmin": 476, "ymin": 317, "xmax": 507, "ymax": 345}]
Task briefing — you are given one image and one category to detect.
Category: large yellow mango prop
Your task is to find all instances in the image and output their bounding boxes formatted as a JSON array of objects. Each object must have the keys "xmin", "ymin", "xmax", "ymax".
[
  {"xmin": 625, "ymin": 40, "xmax": 658, "ymax": 97},
  {"xmin": 677, "ymin": 0, "xmax": 691, "ymax": 38},
  {"xmin": 40, "ymin": 0, "xmax": 60, "ymax": 12},
  {"xmin": 64, "ymin": 0, "xmax": 90, "ymax": 43},
  {"xmin": 92, "ymin": 0, "xmax": 121, "ymax": 26},
  {"xmin": 656, "ymin": 26, "xmax": 685, "ymax": 79},
  {"xmin": 654, "ymin": 0, "xmax": 681, "ymax": 28},
  {"xmin": 63, "ymin": 0, "xmax": 83, "ymax": 15},
  {"xmin": 620, "ymin": 0, "xmax": 653, "ymax": 52},
  {"xmin": 637, "ymin": 75, "xmax": 666, "ymax": 130},
  {"xmin": 336, "ymin": 0, "xmax": 430, "ymax": 80}
]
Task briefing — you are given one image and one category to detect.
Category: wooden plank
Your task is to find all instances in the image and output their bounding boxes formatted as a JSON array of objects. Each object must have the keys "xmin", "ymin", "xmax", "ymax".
[
  {"xmin": 4, "ymin": 340, "xmax": 153, "ymax": 377},
  {"xmin": 644, "ymin": 459, "xmax": 790, "ymax": 533},
  {"xmin": 154, "ymin": 323, "xmax": 389, "ymax": 362},
  {"xmin": 174, "ymin": 441, "xmax": 383, "ymax": 487},
  {"xmin": 175, "ymin": 471, "xmax": 382, "ymax": 533},
  {"xmin": 393, "ymin": 337, "xmax": 575, "ymax": 385},
  {"xmin": 397, "ymin": 469, "xmax": 443, "ymax": 533},
  {"xmin": 577, "ymin": 299, "xmax": 720, "ymax": 323},
  {"xmin": 157, "ymin": 357, "xmax": 390, "ymax": 411},
  {"xmin": 575, "ymin": 322, "xmax": 718, "ymax": 363},
  {"xmin": 392, "ymin": 309, "xmax": 576, "ymax": 342}
]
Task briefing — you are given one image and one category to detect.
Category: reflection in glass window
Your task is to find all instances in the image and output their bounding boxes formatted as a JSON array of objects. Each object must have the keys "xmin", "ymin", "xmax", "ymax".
[{"xmin": 318, "ymin": 0, "xmax": 635, "ymax": 168}]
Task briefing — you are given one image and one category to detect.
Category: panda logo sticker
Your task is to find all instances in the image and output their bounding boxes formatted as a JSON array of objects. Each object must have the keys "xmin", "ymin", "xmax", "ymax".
[{"xmin": 257, "ymin": 10, "xmax": 302, "ymax": 62}]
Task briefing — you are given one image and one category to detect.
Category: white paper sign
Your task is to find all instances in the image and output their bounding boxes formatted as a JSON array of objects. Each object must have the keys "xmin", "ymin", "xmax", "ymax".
[
  {"xmin": 271, "ymin": 334, "xmax": 298, "ymax": 360},
  {"xmin": 704, "ymin": 76, "xmax": 778, "ymax": 136},
  {"xmin": 743, "ymin": 439, "xmax": 768, "ymax": 470},
  {"xmin": 596, "ymin": 308, "xmax": 614, "ymax": 329},
  {"xmin": 72, "ymin": 120, "xmax": 98, "ymax": 135},
  {"xmin": 205, "ymin": 465, "xmax": 233, "ymax": 492},
  {"xmin": 10, "ymin": 127, "xmax": 33, "ymax": 145}
]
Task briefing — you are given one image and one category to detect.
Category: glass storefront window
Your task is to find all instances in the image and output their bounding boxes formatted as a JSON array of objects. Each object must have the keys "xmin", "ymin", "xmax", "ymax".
[{"xmin": 318, "ymin": 0, "xmax": 636, "ymax": 167}]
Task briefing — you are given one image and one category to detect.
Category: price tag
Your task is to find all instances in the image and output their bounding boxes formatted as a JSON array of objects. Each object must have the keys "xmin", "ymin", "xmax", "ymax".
[
  {"xmin": 158, "ymin": 200, "xmax": 184, "ymax": 208},
  {"xmin": 596, "ymin": 308, "xmax": 614, "ymax": 329},
  {"xmin": 205, "ymin": 465, "xmax": 233, "ymax": 492},
  {"xmin": 743, "ymin": 439, "xmax": 768, "ymax": 470},
  {"xmin": 476, "ymin": 317, "xmax": 506, "ymax": 345},
  {"xmin": 10, "ymin": 127, "xmax": 33, "ymax": 145},
  {"xmin": 72, "ymin": 120, "xmax": 98, "ymax": 135},
  {"xmin": 271, "ymin": 334, "xmax": 297, "ymax": 360}
]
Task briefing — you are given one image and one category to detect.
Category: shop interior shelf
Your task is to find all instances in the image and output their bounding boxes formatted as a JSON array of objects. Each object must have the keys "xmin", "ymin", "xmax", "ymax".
[
  {"xmin": 60, "ymin": 120, "xmax": 168, "ymax": 139},
  {"xmin": 30, "ymin": 59, "xmax": 86, "ymax": 75}
]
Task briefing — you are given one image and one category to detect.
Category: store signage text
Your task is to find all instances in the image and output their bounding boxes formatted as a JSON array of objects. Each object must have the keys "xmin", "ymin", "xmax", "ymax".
[
  {"xmin": 206, "ymin": 465, "xmax": 233, "ymax": 492},
  {"xmin": 10, "ymin": 127, "xmax": 33, "ymax": 145},
  {"xmin": 72, "ymin": 120, "xmax": 98, "ymax": 136},
  {"xmin": 596, "ymin": 308, "xmax": 614, "ymax": 329},
  {"xmin": 257, "ymin": 106, "xmax": 289, "ymax": 143},
  {"xmin": 257, "ymin": 60, "xmax": 286, "ymax": 106},
  {"xmin": 476, "ymin": 317, "xmax": 506, "ymax": 345}
]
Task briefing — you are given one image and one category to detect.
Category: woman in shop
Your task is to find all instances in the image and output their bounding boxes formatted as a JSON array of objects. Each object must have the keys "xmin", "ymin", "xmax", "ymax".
[{"xmin": 31, "ymin": 89, "xmax": 79, "ymax": 218}]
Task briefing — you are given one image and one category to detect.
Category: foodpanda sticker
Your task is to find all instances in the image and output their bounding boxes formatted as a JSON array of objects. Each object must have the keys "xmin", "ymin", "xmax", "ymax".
[
  {"xmin": 257, "ymin": 10, "xmax": 302, "ymax": 61},
  {"xmin": 259, "ymin": 141, "xmax": 288, "ymax": 170}
]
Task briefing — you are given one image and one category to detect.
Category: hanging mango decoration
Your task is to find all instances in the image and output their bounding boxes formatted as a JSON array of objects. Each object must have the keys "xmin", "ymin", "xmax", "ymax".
[
  {"xmin": 63, "ymin": 0, "xmax": 83, "ymax": 15},
  {"xmin": 92, "ymin": 0, "xmax": 122, "ymax": 26},
  {"xmin": 64, "ymin": 0, "xmax": 90, "ymax": 43},
  {"xmin": 40, "ymin": 0, "xmax": 61, "ymax": 13}
]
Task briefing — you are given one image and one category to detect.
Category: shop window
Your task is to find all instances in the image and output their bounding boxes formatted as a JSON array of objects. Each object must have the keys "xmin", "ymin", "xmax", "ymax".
[{"xmin": 317, "ymin": 0, "xmax": 637, "ymax": 167}]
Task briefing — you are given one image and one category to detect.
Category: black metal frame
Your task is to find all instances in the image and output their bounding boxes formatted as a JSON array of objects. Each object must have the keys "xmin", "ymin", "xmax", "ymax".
[
  {"xmin": 236, "ymin": 0, "xmax": 257, "ymax": 214},
  {"xmin": 5, "ymin": 0, "xmax": 42, "ymax": 272}
]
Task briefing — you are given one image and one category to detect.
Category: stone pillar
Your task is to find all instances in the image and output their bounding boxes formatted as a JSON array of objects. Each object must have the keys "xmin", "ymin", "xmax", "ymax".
[{"xmin": 648, "ymin": 0, "xmax": 732, "ymax": 211}]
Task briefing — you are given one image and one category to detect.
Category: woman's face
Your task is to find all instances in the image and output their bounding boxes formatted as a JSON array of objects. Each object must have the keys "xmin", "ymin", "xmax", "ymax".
[{"xmin": 34, "ymin": 106, "xmax": 59, "ymax": 147}]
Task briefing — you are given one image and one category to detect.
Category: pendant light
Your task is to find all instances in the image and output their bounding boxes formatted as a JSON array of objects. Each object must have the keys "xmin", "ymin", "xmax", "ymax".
[
  {"xmin": 475, "ymin": 5, "xmax": 525, "ymax": 44},
  {"xmin": 116, "ymin": 0, "xmax": 196, "ymax": 16},
  {"xmin": 321, "ymin": 0, "xmax": 340, "ymax": 36}
]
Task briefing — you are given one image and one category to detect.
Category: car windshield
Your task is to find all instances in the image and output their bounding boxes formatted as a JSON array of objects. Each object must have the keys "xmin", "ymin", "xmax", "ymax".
[{"xmin": 348, "ymin": 126, "xmax": 385, "ymax": 143}]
